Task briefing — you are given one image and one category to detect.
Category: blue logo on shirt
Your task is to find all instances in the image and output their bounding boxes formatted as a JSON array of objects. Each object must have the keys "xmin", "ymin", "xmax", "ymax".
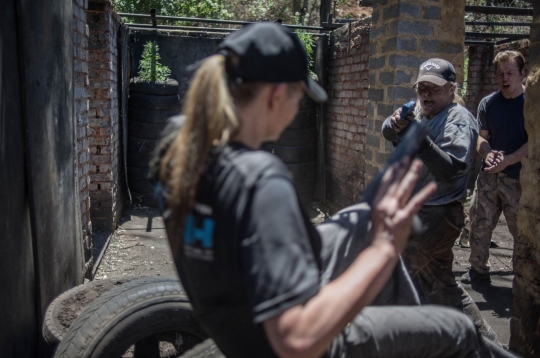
[
  {"xmin": 184, "ymin": 214, "xmax": 215, "ymax": 249},
  {"xmin": 183, "ymin": 209, "xmax": 215, "ymax": 261}
]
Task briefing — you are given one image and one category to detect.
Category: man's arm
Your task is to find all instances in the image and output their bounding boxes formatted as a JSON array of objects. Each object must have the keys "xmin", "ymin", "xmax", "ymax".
[
  {"xmin": 263, "ymin": 161, "xmax": 436, "ymax": 358},
  {"xmin": 417, "ymin": 137, "xmax": 467, "ymax": 180},
  {"xmin": 476, "ymin": 130, "xmax": 499, "ymax": 167},
  {"xmin": 476, "ymin": 130, "xmax": 491, "ymax": 157}
]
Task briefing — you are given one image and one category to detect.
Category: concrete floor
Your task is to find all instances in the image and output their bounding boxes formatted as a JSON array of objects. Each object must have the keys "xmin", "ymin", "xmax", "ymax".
[
  {"xmin": 453, "ymin": 218, "xmax": 514, "ymax": 346},
  {"xmin": 95, "ymin": 204, "xmax": 515, "ymax": 348}
]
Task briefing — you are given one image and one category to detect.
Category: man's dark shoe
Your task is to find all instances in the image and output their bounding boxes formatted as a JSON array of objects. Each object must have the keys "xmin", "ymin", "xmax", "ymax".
[{"xmin": 461, "ymin": 267, "xmax": 490, "ymax": 284}]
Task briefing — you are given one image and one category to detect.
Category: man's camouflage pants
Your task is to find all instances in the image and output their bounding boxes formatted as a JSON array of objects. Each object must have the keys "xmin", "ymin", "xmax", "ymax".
[
  {"xmin": 469, "ymin": 171, "xmax": 520, "ymax": 274},
  {"xmin": 402, "ymin": 201, "xmax": 496, "ymax": 340}
]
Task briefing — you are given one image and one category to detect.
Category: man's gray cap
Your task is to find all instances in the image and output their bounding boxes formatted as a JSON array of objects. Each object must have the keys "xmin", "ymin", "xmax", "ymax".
[{"xmin": 414, "ymin": 58, "xmax": 456, "ymax": 86}]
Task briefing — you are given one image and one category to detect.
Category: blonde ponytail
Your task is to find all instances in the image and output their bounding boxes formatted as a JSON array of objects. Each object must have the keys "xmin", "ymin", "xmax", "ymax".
[{"xmin": 160, "ymin": 55, "xmax": 239, "ymax": 227}]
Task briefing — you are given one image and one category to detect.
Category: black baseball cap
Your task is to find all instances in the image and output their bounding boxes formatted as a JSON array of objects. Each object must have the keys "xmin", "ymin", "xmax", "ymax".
[
  {"xmin": 414, "ymin": 58, "xmax": 456, "ymax": 86},
  {"xmin": 218, "ymin": 22, "xmax": 327, "ymax": 103}
]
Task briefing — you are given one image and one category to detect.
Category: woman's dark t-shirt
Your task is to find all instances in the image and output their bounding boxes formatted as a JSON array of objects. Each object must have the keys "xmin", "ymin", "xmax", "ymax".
[{"xmin": 161, "ymin": 142, "xmax": 321, "ymax": 358}]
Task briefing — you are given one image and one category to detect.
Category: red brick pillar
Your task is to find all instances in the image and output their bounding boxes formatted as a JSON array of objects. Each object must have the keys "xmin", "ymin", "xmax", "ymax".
[
  {"xmin": 325, "ymin": 20, "xmax": 371, "ymax": 212},
  {"xmin": 73, "ymin": 0, "xmax": 92, "ymax": 269},
  {"xmin": 86, "ymin": 0, "xmax": 124, "ymax": 230}
]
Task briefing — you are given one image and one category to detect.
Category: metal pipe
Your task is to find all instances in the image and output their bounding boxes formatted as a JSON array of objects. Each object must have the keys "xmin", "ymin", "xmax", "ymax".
[
  {"xmin": 127, "ymin": 23, "xmax": 327, "ymax": 37},
  {"xmin": 465, "ymin": 32, "xmax": 529, "ymax": 40},
  {"xmin": 466, "ymin": 21, "xmax": 531, "ymax": 27},
  {"xmin": 150, "ymin": 8, "xmax": 157, "ymax": 27},
  {"xmin": 117, "ymin": 12, "xmax": 326, "ymax": 31},
  {"xmin": 464, "ymin": 40, "xmax": 495, "ymax": 46},
  {"xmin": 128, "ymin": 23, "xmax": 236, "ymax": 33},
  {"xmin": 496, "ymin": 37, "xmax": 526, "ymax": 45},
  {"xmin": 465, "ymin": 5, "xmax": 533, "ymax": 16}
]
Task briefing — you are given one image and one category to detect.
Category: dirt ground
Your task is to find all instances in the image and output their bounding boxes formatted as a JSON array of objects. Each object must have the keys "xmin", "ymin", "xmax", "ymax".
[
  {"xmin": 95, "ymin": 205, "xmax": 178, "ymax": 280},
  {"xmin": 94, "ymin": 200, "xmax": 515, "ymax": 346}
]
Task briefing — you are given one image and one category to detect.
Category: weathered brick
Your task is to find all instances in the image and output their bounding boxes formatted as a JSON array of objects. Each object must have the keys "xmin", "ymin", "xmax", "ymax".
[
  {"xmin": 369, "ymin": 25, "xmax": 386, "ymax": 39},
  {"xmin": 377, "ymin": 103, "xmax": 394, "ymax": 118},
  {"xmin": 392, "ymin": 20, "xmax": 433, "ymax": 36},
  {"xmin": 368, "ymin": 88, "xmax": 384, "ymax": 101},
  {"xmin": 379, "ymin": 71, "xmax": 395, "ymax": 85},
  {"xmin": 391, "ymin": 54, "xmax": 428, "ymax": 69},
  {"xmin": 394, "ymin": 86, "xmax": 416, "ymax": 101},
  {"xmin": 396, "ymin": 37, "xmax": 417, "ymax": 52},
  {"xmin": 396, "ymin": 70, "xmax": 413, "ymax": 85},
  {"xmin": 399, "ymin": 3, "xmax": 420, "ymax": 18},
  {"xmin": 421, "ymin": 40, "xmax": 463, "ymax": 55},
  {"xmin": 383, "ymin": 4, "xmax": 399, "ymax": 20},
  {"xmin": 366, "ymin": 134, "xmax": 381, "ymax": 148},
  {"xmin": 423, "ymin": 6, "xmax": 442, "ymax": 20},
  {"xmin": 369, "ymin": 56, "xmax": 386, "ymax": 71}
]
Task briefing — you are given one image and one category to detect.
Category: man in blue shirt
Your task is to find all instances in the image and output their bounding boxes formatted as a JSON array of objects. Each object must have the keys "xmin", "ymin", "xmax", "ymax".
[{"xmin": 461, "ymin": 50, "xmax": 528, "ymax": 284}]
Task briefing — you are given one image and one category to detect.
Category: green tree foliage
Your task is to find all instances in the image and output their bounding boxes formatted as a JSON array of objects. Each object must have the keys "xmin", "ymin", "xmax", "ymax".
[
  {"xmin": 114, "ymin": 0, "xmax": 231, "ymax": 21},
  {"xmin": 293, "ymin": 13, "xmax": 316, "ymax": 77},
  {"xmin": 112, "ymin": 0, "xmax": 322, "ymax": 26},
  {"xmin": 138, "ymin": 41, "xmax": 171, "ymax": 82}
]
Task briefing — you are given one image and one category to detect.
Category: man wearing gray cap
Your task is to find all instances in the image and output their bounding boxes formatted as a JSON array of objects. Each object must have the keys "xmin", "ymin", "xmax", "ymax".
[{"xmin": 381, "ymin": 58, "xmax": 497, "ymax": 341}]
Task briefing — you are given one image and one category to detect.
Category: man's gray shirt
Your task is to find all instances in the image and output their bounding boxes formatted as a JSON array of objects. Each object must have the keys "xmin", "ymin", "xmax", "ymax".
[{"xmin": 382, "ymin": 103, "xmax": 479, "ymax": 205}]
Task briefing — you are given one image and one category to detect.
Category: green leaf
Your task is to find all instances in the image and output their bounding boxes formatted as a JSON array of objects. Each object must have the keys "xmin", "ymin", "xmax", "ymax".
[{"xmin": 138, "ymin": 41, "xmax": 171, "ymax": 82}]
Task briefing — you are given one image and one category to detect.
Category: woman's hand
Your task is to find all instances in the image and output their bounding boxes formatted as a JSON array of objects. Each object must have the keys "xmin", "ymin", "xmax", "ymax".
[{"xmin": 370, "ymin": 158, "xmax": 436, "ymax": 254}]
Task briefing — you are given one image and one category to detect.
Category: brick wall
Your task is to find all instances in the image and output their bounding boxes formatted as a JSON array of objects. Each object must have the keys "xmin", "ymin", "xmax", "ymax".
[
  {"xmin": 73, "ymin": 0, "xmax": 92, "ymax": 270},
  {"xmin": 325, "ymin": 20, "xmax": 371, "ymax": 213},
  {"xmin": 465, "ymin": 40, "xmax": 530, "ymax": 115},
  {"xmin": 366, "ymin": 0, "xmax": 466, "ymax": 184},
  {"xmin": 87, "ymin": 0, "xmax": 124, "ymax": 230}
]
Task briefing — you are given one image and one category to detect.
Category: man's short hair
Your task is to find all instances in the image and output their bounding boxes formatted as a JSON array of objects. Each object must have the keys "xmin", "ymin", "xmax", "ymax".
[{"xmin": 493, "ymin": 50, "xmax": 525, "ymax": 73}]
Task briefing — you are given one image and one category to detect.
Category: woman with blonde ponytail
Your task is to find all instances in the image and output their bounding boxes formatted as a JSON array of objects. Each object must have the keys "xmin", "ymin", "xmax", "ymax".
[{"xmin": 154, "ymin": 23, "xmax": 513, "ymax": 358}]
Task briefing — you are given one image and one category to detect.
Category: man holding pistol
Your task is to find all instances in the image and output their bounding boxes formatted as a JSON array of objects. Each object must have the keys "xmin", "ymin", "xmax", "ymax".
[{"xmin": 381, "ymin": 58, "xmax": 497, "ymax": 341}]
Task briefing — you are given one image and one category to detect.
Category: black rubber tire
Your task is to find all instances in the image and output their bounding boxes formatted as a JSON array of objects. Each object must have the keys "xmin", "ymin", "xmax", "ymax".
[
  {"xmin": 42, "ymin": 278, "xmax": 139, "ymax": 348},
  {"xmin": 287, "ymin": 107, "xmax": 316, "ymax": 130},
  {"xmin": 299, "ymin": 95, "xmax": 316, "ymax": 111},
  {"xmin": 287, "ymin": 162, "xmax": 316, "ymax": 201},
  {"xmin": 295, "ymin": 180, "xmax": 316, "ymax": 197},
  {"xmin": 179, "ymin": 339, "xmax": 225, "ymax": 358},
  {"xmin": 129, "ymin": 107, "xmax": 181, "ymax": 124},
  {"xmin": 286, "ymin": 161, "xmax": 317, "ymax": 182},
  {"xmin": 130, "ymin": 121, "xmax": 167, "ymax": 140},
  {"xmin": 128, "ymin": 136, "xmax": 158, "ymax": 157},
  {"xmin": 54, "ymin": 278, "xmax": 207, "ymax": 358},
  {"xmin": 127, "ymin": 166, "xmax": 154, "ymax": 205},
  {"xmin": 128, "ymin": 167, "xmax": 152, "ymax": 182},
  {"xmin": 264, "ymin": 144, "xmax": 316, "ymax": 164},
  {"xmin": 128, "ymin": 179, "xmax": 153, "ymax": 194},
  {"xmin": 130, "ymin": 192, "xmax": 158, "ymax": 207},
  {"xmin": 274, "ymin": 127, "xmax": 317, "ymax": 146},
  {"xmin": 130, "ymin": 78, "xmax": 179, "ymax": 96},
  {"xmin": 127, "ymin": 153, "xmax": 153, "ymax": 169},
  {"xmin": 129, "ymin": 93, "xmax": 180, "ymax": 111}
]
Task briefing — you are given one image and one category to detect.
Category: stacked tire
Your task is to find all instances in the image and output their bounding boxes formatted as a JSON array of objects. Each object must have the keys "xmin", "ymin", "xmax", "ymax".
[
  {"xmin": 52, "ymin": 277, "xmax": 208, "ymax": 358},
  {"xmin": 264, "ymin": 96, "xmax": 317, "ymax": 205},
  {"xmin": 128, "ymin": 78, "xmax": 181, "ymax": 207}
]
